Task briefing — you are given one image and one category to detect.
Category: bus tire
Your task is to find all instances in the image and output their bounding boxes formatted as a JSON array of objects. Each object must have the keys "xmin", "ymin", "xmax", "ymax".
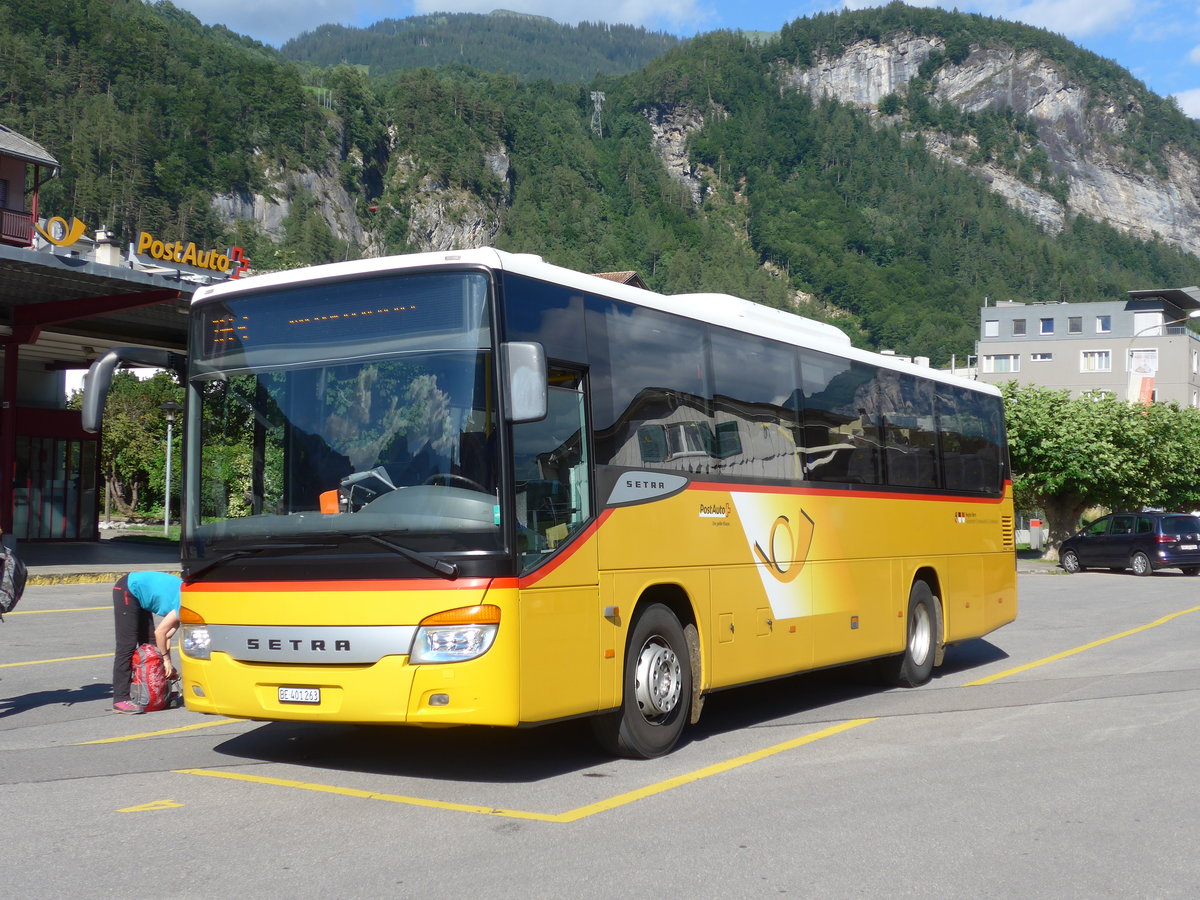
[
  {"xmin": 591, "ymin": 603, "xmax": 691, "ymax": 759},
  {"xmin": 878, "ymin": 581, "xmax": 937, "ymax": 688}
]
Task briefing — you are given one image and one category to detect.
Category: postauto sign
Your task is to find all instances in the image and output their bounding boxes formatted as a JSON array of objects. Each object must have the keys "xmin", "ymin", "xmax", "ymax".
[{"xmin": 138, "ymin": 231, "xmax": 250, "ymax": 279}]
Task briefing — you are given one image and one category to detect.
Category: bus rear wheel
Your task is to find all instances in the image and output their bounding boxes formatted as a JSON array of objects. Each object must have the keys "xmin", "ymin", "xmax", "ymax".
[
  {"xmin": 591, "ymin": 603, "xmax": 692, "ymax": 759},
  {"xmin": 878, "ymin": 581, "xmax": 937, "ymax": 687}
]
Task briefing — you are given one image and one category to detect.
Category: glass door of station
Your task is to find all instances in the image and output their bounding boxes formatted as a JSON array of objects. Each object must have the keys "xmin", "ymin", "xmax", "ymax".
[{"xmin": 13, "ymin": 436, "xmax": 98, "ymax": 540}]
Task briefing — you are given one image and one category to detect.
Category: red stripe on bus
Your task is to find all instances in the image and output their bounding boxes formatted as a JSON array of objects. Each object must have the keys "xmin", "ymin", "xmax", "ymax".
[
  {"xmin": 687, "ymin": 480, "xmax": 1012, "ymax": 505},
  {"xmin": 183, "ymin": 577, "xmax": 515, "ymax": 592}
]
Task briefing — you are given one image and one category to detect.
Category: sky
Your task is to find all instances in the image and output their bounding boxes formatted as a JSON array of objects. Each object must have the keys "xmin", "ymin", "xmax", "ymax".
[{"xmin": 171, "ymin": 1, "xmax": 1200, "ymax": 114}]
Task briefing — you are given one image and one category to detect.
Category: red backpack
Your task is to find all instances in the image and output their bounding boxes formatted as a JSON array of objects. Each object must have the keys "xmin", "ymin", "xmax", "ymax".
[{"xmin": 129, "ymin": 644, "xmax": 170, "ymax": 712}]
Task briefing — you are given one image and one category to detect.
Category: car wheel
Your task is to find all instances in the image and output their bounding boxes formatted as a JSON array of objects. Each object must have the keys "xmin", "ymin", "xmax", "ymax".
[
  {"xmin": 1130, "ymin": 551, "xmax": 1152, "ymax": 577},
  {"xmin": 1060, "ymin": 549, "xmax": 1082, "ymax": 574},
  {"xmin": 591, "ymin": 603, "xmax": 691, "ymax": 759},
  {"xmin": 878, "ymin": 581, "xmax": 937, "ymax": 687},
  {"xmin": 1181, "ymin": 567, "xmax": 1200, "ymax": 577}
]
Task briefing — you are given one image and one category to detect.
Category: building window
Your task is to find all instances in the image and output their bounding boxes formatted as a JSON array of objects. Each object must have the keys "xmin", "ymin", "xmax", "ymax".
[
  {"xmin": 983, "ymin": 354, "xmax": 1020, "ymax": 374},
  {"xmin": 1068, "ymin": 316, "xmax": 1082, "ymax": 334},
  {"xmin": 1095, "ymin": 315, "xmax": 1111, "ymax": 333},
  {"xmin": 1192, "ymin": 350, "xmax": 1197, "ymax": 375},
  {"xmin": 1011, "ymin": 319, "xmax": 1026, "ymax": 336},
  {"xmin": 983, "ymin": 319, "xmax": 999, "ymax": 338},
  {"xmin": 1030, "ymin": 353, "xmax": 1053, "ymax": 362},
  {"xmin": 0, "ymin": 178, "xmax": 8, "ymax": 208},
  {"xmin": 1040, "ymin": 317, "xmax": 1054, "ymax": 335},
  {"xmin": 1128, "ymin": 348, "xmax": 1158, "ymax": 375},
  {"xmin": 1080, "ymin": 350, "xmax": 1112, "ymax": 373}
]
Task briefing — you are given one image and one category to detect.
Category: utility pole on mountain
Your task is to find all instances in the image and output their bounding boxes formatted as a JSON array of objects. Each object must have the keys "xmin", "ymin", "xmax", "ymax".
[{"xmin": 590, "ymin": 91, "xmax": 605, "ymax": 138}]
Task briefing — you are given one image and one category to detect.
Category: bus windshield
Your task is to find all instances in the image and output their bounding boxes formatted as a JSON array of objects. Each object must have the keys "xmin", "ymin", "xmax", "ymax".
[{"xmin": 185, "ymin": 271, "xmax": 502, "ymax": 553}]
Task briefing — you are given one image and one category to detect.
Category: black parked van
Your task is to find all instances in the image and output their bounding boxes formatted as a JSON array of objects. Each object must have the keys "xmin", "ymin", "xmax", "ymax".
[{"xmin": 1059, "ymin": 512, "xmax": 1200, "ymax": 576}]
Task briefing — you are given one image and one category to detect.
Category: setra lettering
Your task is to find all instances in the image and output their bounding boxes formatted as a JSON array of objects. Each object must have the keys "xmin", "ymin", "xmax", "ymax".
[{"xmin": 243, "ymin": 637, "xmax": 352, "ymax": 652}]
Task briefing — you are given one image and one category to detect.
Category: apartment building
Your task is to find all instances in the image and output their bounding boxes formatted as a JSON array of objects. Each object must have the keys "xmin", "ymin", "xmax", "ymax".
[{"xmin": 975, "ymin": 288, "xmax": 1200, "ymax": 407}]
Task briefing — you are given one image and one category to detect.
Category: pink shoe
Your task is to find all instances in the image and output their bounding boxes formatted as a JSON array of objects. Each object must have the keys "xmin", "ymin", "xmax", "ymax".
[{"xmin": 112, "ymin": 700, "xmax": 145, "ymax": 714}]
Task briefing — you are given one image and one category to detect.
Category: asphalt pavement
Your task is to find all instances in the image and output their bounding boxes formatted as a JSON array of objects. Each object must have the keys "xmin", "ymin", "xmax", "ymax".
[{"xmin": 4, "ymin": 566, "xmax": 1197, "ymax": 897}]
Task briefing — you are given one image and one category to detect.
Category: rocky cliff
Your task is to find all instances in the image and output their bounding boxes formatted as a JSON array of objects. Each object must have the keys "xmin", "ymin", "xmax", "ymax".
[{"xmin": 776, "ymin": 33, "xmax": 1200, "ymax": 258}]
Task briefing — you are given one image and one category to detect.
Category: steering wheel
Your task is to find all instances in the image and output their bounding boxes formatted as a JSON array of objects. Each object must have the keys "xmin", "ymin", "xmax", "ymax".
[{"xmin": 423, "ymin": 473, "xmax": 489, "ymax": 493}]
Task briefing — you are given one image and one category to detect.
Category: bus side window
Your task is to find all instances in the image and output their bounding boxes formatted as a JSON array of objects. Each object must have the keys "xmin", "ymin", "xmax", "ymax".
[
  {"xmin": 937, "ymin": 385, "xmax": 1003, "ymax": 493},
  {"xmin": 799, "ymin": 350, "xmax": 882, "ymax": 484},
  {"xmin": 513, "ymin": 368, "xmax": 591, "ymax": 571}
]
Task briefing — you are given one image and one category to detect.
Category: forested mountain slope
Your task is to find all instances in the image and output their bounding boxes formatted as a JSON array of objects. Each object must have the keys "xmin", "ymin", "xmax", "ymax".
[
  {"xmin": 281, "ymin": 12, "xmax": 683, "ymax": 83},
  {"xmin": 4, "ymin": 1, "xmax": 1200, "ymax": 363}
]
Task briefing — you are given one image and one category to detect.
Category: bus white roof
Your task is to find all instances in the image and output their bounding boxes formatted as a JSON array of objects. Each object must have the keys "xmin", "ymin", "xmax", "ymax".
[{"xmin": 192, "ymin": 248, "xmax": 997, "ymax": 396}]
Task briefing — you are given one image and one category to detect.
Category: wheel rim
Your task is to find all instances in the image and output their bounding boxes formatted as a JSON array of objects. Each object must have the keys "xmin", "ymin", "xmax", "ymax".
[
  {"xmin": 1133, "ymin": 554, "xmax": 1149, "ymax": 575},
  {"xmin": 633, "ymin": 637, "xmax": 682, "ymax": 720},
  {"xmin": 1063, "ymin": 551, "xmax": 1078, "ymax": 573},
  {"xmin": 909, "ymin": 603, "xmax": 932, "ymax": 667}
]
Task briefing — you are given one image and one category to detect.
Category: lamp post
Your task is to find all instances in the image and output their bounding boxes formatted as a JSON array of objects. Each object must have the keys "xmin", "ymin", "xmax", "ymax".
[{"xmin": 160, "ymin": 401, "xmax": 182, "ymax": 536}]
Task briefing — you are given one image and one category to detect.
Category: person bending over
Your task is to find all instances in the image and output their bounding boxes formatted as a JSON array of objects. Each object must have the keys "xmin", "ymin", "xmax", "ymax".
[{"xmin": 111, "ymin": 571, "xmax": 182, "ymax": 714}]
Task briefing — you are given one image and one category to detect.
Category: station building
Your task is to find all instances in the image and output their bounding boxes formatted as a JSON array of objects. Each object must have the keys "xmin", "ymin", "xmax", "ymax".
[{"xmin": 1, "ymin": 124, "xmax": 245, "ymax": 541}]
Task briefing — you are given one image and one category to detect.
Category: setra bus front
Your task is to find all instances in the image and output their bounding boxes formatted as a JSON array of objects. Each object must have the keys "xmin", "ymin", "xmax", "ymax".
[{"xmin": 175, "ymin": 256, "xmax": 546, "ymax": 726}]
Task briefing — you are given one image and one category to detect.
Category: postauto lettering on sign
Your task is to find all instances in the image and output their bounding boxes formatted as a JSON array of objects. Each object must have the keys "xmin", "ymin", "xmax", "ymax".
[{"xmin": 137, "ymin": 231, "xmax": 249, "ymax": 277}]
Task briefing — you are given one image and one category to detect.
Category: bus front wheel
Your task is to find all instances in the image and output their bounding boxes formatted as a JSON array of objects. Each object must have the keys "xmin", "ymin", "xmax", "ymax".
[
  {"xmin": 591, "ymin": 603, "xmax": 692, "ymax": 759},
  {"xmin": 878, "ymin": 581, "xmax": 937, "ymax": 688}
]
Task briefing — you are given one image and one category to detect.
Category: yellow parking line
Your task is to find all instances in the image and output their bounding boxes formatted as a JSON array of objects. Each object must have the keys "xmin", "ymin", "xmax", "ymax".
[
  {"xmin": 80, "ymin": 718, "xmax": 240, "ymax": 744},
  {"xmin": 964, "ymin": 603, "xmax": 1200, "ymax": 686},
  {"xmin": 554, "ymin": 718, "xmax": 877, "ymax": 822},
  {"xmin": 175, "ymin": 768, "xmax": 564, "ymax": 821},
  {"xmin": 0, "ymin": 653, "xmax": 111, "ymax": 668},
  {"xmin": 3, "ymin": 606, "xmax": 109, "ymax": 615},
  {"xmin": 172, "ymin": 603, "xmax": 1200, "ymax": 822},
  {"xmin": 175, "ymin": 718, "xmax": 878, "ymax": 822}
]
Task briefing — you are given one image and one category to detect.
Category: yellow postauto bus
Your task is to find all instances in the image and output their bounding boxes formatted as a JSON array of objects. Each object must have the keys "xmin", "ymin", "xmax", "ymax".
[{"xmin": 84, "ymin": 248, "xmax": 1016, "ymax": 757}]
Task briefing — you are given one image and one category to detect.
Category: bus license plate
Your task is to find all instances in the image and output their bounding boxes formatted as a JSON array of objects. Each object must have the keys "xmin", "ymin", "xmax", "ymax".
[{"xmin": 278, "ymin": 687, "xmax": 320, "ymax": 704}]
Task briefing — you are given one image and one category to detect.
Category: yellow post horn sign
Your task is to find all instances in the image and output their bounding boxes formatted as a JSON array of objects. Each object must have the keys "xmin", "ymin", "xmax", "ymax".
[{"xmin": 34, "ymin": 216, "xmax": 87, "ymax": 247}]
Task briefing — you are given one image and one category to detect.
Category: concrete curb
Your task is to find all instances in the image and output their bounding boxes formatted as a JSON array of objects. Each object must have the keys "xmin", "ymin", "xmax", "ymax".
[
  {"xmin": 28, "ymin": 572, "xmax": 148, "ymax": 586},
  {"xmin": 27, "ymin": 564, "xmax": 183, "ymax": 586}
]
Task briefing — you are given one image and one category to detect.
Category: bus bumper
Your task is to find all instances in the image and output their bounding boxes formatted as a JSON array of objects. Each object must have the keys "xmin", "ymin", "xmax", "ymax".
[{"xmin": 182, "ymin": 645, "xmax": 522, "ymax": 726}]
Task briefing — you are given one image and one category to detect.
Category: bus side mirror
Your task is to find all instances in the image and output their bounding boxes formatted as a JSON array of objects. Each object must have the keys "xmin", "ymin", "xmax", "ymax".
[
  {"xmin": 81, "ymin": 347, "xmax": 186, "ymax": 433},
  {"xmin": 503, "ymin": 341, "xmax": 547, "ymax": 423}
]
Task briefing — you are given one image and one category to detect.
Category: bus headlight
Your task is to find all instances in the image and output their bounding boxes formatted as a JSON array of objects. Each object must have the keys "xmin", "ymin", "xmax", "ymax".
[
  {"xmin": 409, "ymin": 604, "xmax": 500, "ymax": 664},
  {"xmin": 179, "ymin": 606, "xmax": 211, "ymax": 660},
  {"xmin": 180, "ymin": 625, "xmax": 212, "ymax": 660}
]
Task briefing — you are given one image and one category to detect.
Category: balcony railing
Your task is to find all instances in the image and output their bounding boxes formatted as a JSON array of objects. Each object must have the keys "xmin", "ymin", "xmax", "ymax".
[
  {"xmin": 1, "ymin": 208, "xmax": 34, "ymax": 247},
  {"xmin": 1163, "ymin": 324, "xmax": 1199, "ymax": 337}
]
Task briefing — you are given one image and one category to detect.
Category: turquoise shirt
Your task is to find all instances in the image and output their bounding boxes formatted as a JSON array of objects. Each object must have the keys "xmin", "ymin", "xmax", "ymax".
[{"xmin": 127, "ymin": 571, "xmax": 182, "ymax": 618}]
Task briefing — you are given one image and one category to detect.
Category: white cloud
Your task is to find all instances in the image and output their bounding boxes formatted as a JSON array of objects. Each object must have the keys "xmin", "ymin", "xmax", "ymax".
[
  {"xmin": 842, "ymin": 1, "xmax": 1142, "ymax": 40},
  {"xmin": 171, "ymin": 0, "xmax": 710, "ymax": 45},
  {"xmin": 170, "ymin": 1, "xmax": 394, "ymax": 46},
  {"xmin": 1173, "ymin": 88, "xmax": 1200, "ymax": 116},
  {"xmin": 1190, "ymin": 44, "xmax": 1200, "ymax": 65},
  {"xmin": 992, "ymin": 1, "xmax": 1141, "ymax": 38}
]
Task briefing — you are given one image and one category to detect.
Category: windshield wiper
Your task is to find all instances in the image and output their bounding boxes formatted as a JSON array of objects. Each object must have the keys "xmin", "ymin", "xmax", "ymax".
[
  {"xmin": 361, "ymin": 534, "xmax": 459, "ymax": 580},
  {"xmin": 184, "ymin": 542, "xmax": 338, "ymax": 583}
]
